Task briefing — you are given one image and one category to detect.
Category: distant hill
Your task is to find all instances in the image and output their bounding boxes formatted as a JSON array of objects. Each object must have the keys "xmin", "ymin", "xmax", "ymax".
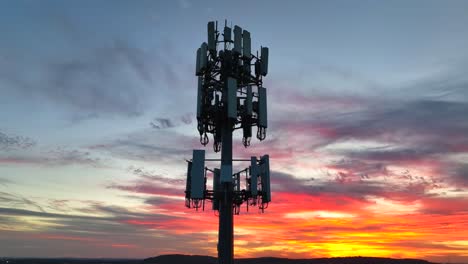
[
  {"xmin": 144, "ymin": 254, "xmax": 439, "ymax": 264},
  {"xmin": 0, "ymin": 255, "xmax": 439, "ymax": 264},
  {"xmin": 0, "ymin": 258, "xmax": 141, "ymax": 264}
]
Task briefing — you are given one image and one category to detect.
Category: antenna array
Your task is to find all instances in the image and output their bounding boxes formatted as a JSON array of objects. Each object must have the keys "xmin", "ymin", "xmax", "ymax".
[
  {"xmin": 195, "ymin": 21, "xmax": 269, "ymax": 150},
  {"xmin": 185, "ymin": 21, "xmax": 271, "ymax": 264}
]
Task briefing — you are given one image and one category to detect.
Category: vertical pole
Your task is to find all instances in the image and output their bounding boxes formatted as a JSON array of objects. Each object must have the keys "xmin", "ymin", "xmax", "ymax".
[
  {"xmin": 218, "ymin": 93, "xmax": 234, "ymax": 263},
  {"xmin": 218, "ymin": 121, "xmax": 234, "ymax": 264}
]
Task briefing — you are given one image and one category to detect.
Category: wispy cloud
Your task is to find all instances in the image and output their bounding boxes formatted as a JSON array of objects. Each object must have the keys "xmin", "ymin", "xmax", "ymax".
[
  {"xmin": 0, "ymin": 147, "xmax": 102, "ymax": 167},
  {"xmin": 89, "ymin": 129, "xmax": 198, "ymax": 163},
  {"xmin": 149, "ymin": 113, "xmax": 193, "ymax": 129},
  {"xmin": 1, "ymin": 35, "xmax": 191, "ymax": 121},
  {"xmin": 0, "ymin": 131, "xmax": 36, "ymax": 151},
  {"xmin": 0, "ymin": 192, "xmax": 45, "ymax": 213},
  {"xmin": 107, "ymin": 166, "xmax": 185, "ymax": 198}
]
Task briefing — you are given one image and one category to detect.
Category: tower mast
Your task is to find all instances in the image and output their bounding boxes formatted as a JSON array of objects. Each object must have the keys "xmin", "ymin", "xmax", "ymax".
[{"xmin": 185, "ymin": 21, "xmax": 271, "ymax": 264}]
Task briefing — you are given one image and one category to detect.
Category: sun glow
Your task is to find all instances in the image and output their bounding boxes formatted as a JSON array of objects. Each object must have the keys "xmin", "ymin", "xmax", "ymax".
[{"xmin": 285, "ymin": 211, "xmax": 356, "ymax": 219}]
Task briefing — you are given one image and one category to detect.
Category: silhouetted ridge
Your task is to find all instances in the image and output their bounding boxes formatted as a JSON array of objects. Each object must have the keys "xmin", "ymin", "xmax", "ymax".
[
  {"xmin": 1, "ymin": 258, "xmax": 141, "ymax": 264},
  {"xmin": 144, "ymin": 254, "xmax": 216, "ymax": 264},
  {"xmin": 143, "ymin": 255, "xmax": 438, "ymax": 264}
]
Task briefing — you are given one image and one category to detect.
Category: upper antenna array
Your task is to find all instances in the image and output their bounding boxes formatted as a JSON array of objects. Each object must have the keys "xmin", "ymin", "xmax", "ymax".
[{"xmin": 196, "ymin": 21, "xmax": 269, "ymax": 151}]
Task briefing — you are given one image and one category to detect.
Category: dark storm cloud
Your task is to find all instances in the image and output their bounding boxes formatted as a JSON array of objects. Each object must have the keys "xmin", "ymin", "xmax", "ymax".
[{"xmin": 0, "ymin": 131, "xmax": 36, "ymax": 151}]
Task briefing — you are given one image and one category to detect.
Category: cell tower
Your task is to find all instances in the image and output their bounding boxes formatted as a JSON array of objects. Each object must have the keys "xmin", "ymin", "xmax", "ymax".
[{"xmin": 184, "ymin": 21, "xmax": 271, "ymax": 264}]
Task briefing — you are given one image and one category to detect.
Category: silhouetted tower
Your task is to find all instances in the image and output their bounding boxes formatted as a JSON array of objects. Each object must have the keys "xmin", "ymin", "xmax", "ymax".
[{"xmin": 185, "ymin": 21, "xmax": 270, "ymax": 264}]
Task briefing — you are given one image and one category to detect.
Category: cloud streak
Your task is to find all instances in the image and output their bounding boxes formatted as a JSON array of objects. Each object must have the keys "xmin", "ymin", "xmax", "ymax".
[{"xmin": 0, "ymin": 131, "xmax": 36, "ymax": 151}]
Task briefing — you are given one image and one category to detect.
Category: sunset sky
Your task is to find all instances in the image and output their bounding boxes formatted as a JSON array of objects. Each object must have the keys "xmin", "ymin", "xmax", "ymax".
[{"xmin": 1, "ymin": 0, "xmax": 468, "ymax": 262}]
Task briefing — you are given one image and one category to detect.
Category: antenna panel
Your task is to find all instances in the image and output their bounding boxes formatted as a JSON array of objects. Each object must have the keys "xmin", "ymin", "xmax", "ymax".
[
  {"xmin": 260, "ymin": 154, "xmax": 271, "ymax": 203},
  {"xmin": 244, "ymin": 60, "xmax": 251, "ymax": 75},
  {"xmin": 243, "ymin": 123, "xmax": 252, "ymax": 140},
  {"xmin": 224, "ymin": 26, "xmax": 232, "ymax": 42},
  {"xmin": 233, "ymin": 26, "xmax": 242, "ymax": 54},
  {"xmin": 215, "ymin": 93, "xmax": 220, "ymax": 106},
  {"xmin": 221, "ymin": 164, "xmax": 233, "ymax": 183},
  {"xmin": 258, "ymin": 87, "xmax": 268, "ymax": 128},
  {"xmin": 246, "ymin": 85, "xmax": 253, "ymax": 116},
  {"xmin": 227, "ymin": 77, "xmax": 237, "ymax": 119},
  {"xmin": 207, "ymin": 21, "xmax": 216, "ymax": 52},
  {"xmin": 196, "ymin": 48, "xmax": 202, "ymax": 75},
  {"xmin": 261, "ymin": 47, "xmax": 269, "ymax": 76},
  {"xmin": 213, "ymin": 168, "xmax": 220, "ymax": 210},
  {"xmin": 242, "ymin": 30, "xmax": 251, "ymax": 59},
  {"xmin": 185, "ymin": 161, "xmax": 193, "ymax": 198},
  {"xmin": 243, "ymin": 85, "xmax": 253, "ymax": 143},
  {"xmin": 235, "ymin": 173, "xmax": 240, "ymax": 191},
  {"xmin": 196, "ymin": 77, "xmax": 203, "ymax": 120},
  {"xmin": 190, "ymin": 149, "xmax": 205, "ymax": 199},
  {"xmin": 199, "ymin": 42, "xmax": 208, "ymax": 71},
  {"xmin": 250, "ymin": 156, "xmax": 258, "ymax": 196}
]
